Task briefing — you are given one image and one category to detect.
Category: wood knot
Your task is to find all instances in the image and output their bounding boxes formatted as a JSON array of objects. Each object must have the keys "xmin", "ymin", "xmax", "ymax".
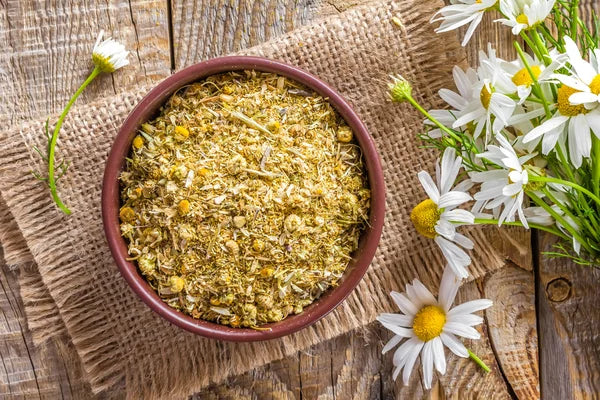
[{"xmin": 546, "ymin": 277, "xmax": 572, "ymax": 302}]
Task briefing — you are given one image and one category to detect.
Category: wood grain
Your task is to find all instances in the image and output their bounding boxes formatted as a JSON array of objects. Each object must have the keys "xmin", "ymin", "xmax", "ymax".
[
  {"xmin": 171, "ymin": 0, "xmax": 316, "ymax": 69},
  {"xmin": 537, "ymin": 234, "xmax": 600, "ymax": 400}
]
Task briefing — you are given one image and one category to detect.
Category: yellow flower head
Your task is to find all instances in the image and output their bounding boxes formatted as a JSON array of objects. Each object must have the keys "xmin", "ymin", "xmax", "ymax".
[{"xmin": 410, "ymin": 199, "xmax": 440, "ymax": 239}]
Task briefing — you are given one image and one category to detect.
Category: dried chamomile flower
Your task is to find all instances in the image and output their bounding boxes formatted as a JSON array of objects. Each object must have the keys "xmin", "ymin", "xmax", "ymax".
[{"xmin": 119, "ymin": 71, "xmax": 370, "ymax": 328}]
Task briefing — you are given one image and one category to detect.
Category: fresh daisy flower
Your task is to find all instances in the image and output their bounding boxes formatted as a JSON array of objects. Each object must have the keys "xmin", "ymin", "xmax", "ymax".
[
  {"xmin": 431, "ymin": 0, "xmax": 498, "ymax": 46},
  {"xmin": 452, "ymin": 45, "xmax": 517, "ymax": 141},
  {"xmin": 411, "ymin": 148, "xmax": 475, "ymax": 278},
  {"xmin": 471, "ymin": 134, "xmax": 533, "ymax": 228},
  {"xmin": 92, "ymin": 30, "xmax": 130, "ymax": 73},
  {"xmin": 553, "ymin": 37, "xmax": 600, "ymax": 109},
  {"xmin": 496, "ymin": 0, "xmax": 556, "ymax": 35},
  {"xmin": 377, "ymin": 267, "xmax": 493, "ymax": 389}
]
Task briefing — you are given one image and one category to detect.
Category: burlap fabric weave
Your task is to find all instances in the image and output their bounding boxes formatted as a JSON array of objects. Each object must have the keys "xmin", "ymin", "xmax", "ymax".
[{"xmin": 0, "ymin": 1, "xmax": 510, "ymax": 398}]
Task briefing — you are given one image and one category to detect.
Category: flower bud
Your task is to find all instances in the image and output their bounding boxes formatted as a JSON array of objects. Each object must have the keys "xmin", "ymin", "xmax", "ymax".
[{"xmin": 388, "ymin": 74, "xmax": 413, "ymax": 103}]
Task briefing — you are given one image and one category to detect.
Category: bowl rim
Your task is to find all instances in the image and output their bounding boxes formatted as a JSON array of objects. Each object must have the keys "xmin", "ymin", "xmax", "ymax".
[{"xmin": 101, "ymin": 55, "xmax": 385, "ymax": 342}]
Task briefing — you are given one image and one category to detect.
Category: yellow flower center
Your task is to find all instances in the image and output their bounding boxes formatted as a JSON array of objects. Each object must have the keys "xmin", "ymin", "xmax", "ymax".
[
  {"xmin": 475, "ymin": 0, "xmax": 482, "ymax": 3},
  {"xmin": 589, "ymin": 74, "xmax": 600, "ymax": 95},
  {"xmin": 410, "ymin": 199, "xmax": 440, "ymax": 239},
  {"xmin": 92, "ymin": 53, "xmax": 116, "ymax": 73},
  {"xmin": 480, "ymin": 85, "xmax": 494, "ymax": 109},
  {"xmin": 557, "ymin": 85, "xmax": 588, "ymax": 116},
  {"xmin": 413, "ymin": 305, "xmax": 446, "ymax": 342},
  {"xmin": 516, "ymin": 13, "xmax": 529, "ymax": 26},
  {"xmin": 512, "ymin": 65, "xmax": 541, "ymax": 87}
]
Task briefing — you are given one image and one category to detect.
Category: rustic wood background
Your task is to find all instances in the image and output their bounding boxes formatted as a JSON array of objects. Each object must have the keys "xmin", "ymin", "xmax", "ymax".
[{"xmin": 0, "ymin": 0, "xmax": 599, "ymax": 399}]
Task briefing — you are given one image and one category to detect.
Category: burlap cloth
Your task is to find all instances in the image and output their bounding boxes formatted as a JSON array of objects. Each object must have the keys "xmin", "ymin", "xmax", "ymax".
[{"xmin": 0, "ymin": 0, "xmax": 510, "ymax": 398}]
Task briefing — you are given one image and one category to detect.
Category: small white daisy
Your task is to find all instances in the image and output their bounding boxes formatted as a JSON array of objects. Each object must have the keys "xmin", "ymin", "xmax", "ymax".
[
  {"xmin": 431, "ymin": 0, "xmax": 498, "ymax": 46},
  {"xmin": 377, "ymin": 267, "xmax": 493, "ymax": 389},
  {"xmin": 411, "ymin": 148, "xmax": 475, "ymax": 278},
  {"xmin": 496, "ymin": 0, "xmax": 556, "ymax": 35},
  {"xmin": 554, "ymin": 37, "xmax": 600, "ymax": 109},
  {"xmin": 471, "ymin": 134, "xmax": 533, "ymax": 227},
  {"xmin": 92, "ymin": 30, "xmax": 130, "ymax": 73},
  {"xmin": 452, "ymin": 45, "xmax": 517, "ymax": 141}
]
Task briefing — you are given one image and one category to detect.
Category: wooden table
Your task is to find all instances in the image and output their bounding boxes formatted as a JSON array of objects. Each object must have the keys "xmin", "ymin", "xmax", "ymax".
[{"xmin": 0, "ymin": 1, "xmax": 599, "ymax": 398}]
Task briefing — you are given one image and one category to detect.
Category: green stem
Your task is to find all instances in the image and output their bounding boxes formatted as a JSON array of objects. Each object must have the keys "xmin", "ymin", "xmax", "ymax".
[
  {"xmin": 474, "ymin": 218, "xmax": 569, "ymax": 241},
  {"xmin": 593, "ymin": 137, "xmax": 600, "ymax": 198},
  {"xmin": 48, "ymin": 66, "xmax": 101, "ymax": 214},
  {"xmin": 528, "ymin": 175, "xmax": 600, "ymax": 206},
  {"xmin": 405, "ymin": 95, "xmax": 471, "ymax": 151},
  {"xmin": 556, "ymin": 144, "xmax": 576, "ymax": 181},
  {"xmin": 520, "ymin": 32, "xmax": 543, "ymax": 61},
  {"xmin": 468, "ymin": 349, "xmax": 490, "ymax": 373},
  {"xmin": 542, "ymin": 187, "xmax": 599, "ymax": 241},
  {"xmin": 570, "ymin": 0, "xmax": 579, "ymax": 40},
  {"xmin": 528, "ymin": 191, "xmax": 593, "ymax": 254},
  {"xmin": 530, "ymin": 29, "xmax": 551, "ymax": 66}
]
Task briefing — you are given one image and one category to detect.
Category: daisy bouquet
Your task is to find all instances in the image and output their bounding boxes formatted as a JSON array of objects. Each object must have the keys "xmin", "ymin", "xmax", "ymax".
[{"xmin": 378, "ymin": 0, "xmax": 600, "ymax": 389}]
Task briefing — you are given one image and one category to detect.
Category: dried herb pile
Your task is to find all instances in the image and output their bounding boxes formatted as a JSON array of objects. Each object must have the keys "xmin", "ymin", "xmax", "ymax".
[{"xmin": 119, "ymin": 71, "xmax": 370, "ymax": 328}]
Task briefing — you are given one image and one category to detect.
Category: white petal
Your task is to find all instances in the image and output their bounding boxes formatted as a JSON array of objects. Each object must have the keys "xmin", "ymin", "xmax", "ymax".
[
  {"xmin": 377, "ymin": 313, "xmax": 413, "ymax": 327},
  {"xmin": 439, "ymin": 89, "xmax": 467, "ymax": 110},
  {"xmin": 448, "ymin": 299, "xmax": 493, "ymax": 316},
  {"xmin": 453, "ymin": 232, "xmax": 474, "ymax": 249},
  {"xmin": 440, "ymin": 147, "xmax": 462, "ymax": 194},
  {"xmin": 418, "ymin": 171, "xmax": 441, "ymax": 203},
  {"xmin": 380, "ymin": 322, "xmax": 414, "ymax": 338},
  {"xmin": 402, "ymin": 340, "xmax": 424, "ymax": 386},
  {"xmin": 432, "ymin": 337, "xmax": 446, "ymax": 374},
  {"xmin": 440, "ymin": 332, "xmax": 469, "ymax": 358},
  {"xmin": 436, "ymin": 218, "xmax": 456, "ymax": 240},
  {"xmin": 443, "ymin": 322, "xmax": 481, "ymax": 339},
  {"xmin": 461, "ymin": 13, "xmax": 483, "ymax": 46},
  {"xmin": 503, "ymin": 182, "xmax": 523, "ymax": 197},
  {"xmin": 391, "ymin": 291, "xmax": 419, "ymax": 316},
  {"xmin": 523, "ymin": 114, "xmax": 568, "ymax": 142},
  {"xmin": 585, "ymin": 110, "xmax": 600, "ymax": 138},
  {"xmin": 569, "ymin": 91, "xmax": 599, "ymax": 105},
  {"xmin": 422, "ymin": 341, "xmax": 434, "ymax": 390},
  {"xmin": 449, "ymin": 313, "xmax": 484, "ymax": 326},
  {"xmin": 435, "ymin": 237, "xmax": 470, "ymax": 279},
  {"xmin": 438, "ymin": 191, "xmax": 472, "ymax": 208},
  {"xmin": 393, "ymin": 337, "xmax": 417, "ymax": 367},
  {"xmin": 382, "ymin": 334, "xmax": 404, "ymax": 354},
  {"xmin": 553, "ymin": 73, "xmax": 589, "ymax": 92},
  {"xmin": 443, "ymin": 209, "xmax": 475, "ymax": 224},
  {"xmin": 564, "ymin": 36, "xmax": 597, "ymax": 82},
  {"xmin": 438, "ymin": 265, "xmax": 461, "ymax": 311},
  {"xmin": 411, "ymin": 279, "xmax": 437, "ymax": 306}
]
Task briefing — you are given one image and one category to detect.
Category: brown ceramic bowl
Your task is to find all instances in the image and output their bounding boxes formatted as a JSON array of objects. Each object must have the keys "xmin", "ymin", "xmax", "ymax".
[{"xmin": 102, "ymin": 56, "xmax": 385, "ymax": 341}]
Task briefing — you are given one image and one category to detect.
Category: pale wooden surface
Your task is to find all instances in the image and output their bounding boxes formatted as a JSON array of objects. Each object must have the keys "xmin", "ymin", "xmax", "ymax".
[{"xmin": 0, "ymin": 0, "xmax": 598, "ymax": 399}]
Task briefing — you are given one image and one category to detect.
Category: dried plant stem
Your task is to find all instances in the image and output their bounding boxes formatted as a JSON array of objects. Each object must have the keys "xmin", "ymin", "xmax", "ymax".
[{"xmin": 48, "ymin": 66, "xmax": 101, "ymax": 214}]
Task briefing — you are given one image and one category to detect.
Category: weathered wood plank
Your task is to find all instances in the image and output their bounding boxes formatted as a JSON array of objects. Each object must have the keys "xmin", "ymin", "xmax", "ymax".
[
  {"xmin": 0, "ymin": 0, "xmax": 171, "ymax": 127},
  {"xmin": 0, "ymin": 255, "xmax": 94, "ymax": 399},
  {"xmin": 537, "ymin": 234, "xmax": 600, "ymax": 400},
  {"xmin": 485, "ymin": 263, "xmax": 539, "ymax": 399},
  {"xmin": 0, "ymin": 1, "xmax": 171, "ymax": 399},
  {"xmin": 171, "ymin": 0, "xmax": 317, "ymax": 69}
]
